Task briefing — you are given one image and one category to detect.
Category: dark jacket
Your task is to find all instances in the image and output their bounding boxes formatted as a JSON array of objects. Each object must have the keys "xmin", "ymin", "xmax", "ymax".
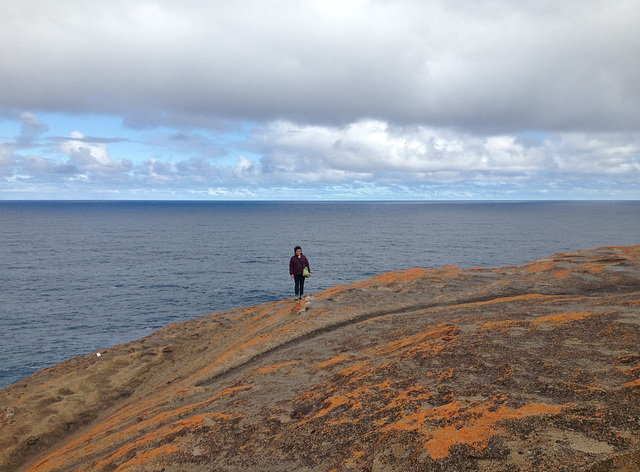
[{"xmin": 289, "ymin": 254, "xmax": 310, "ymax": 275}]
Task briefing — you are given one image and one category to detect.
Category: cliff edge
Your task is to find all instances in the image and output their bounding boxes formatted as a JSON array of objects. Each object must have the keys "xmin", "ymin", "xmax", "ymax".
[{"xmin": 1, "ymin": 245, "xmax": 640, "ymax": 471}]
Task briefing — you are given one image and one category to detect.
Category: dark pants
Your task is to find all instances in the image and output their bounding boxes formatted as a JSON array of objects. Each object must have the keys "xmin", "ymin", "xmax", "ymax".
[{"xmin": 294, "ymin": 274, "xmax": 306, "ymax": 296}]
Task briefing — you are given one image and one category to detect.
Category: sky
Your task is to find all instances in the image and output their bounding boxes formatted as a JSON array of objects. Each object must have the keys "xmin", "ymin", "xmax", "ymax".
[{"xmin": 1, "ymin": 0, "xmax": 639, "ymax": 200}]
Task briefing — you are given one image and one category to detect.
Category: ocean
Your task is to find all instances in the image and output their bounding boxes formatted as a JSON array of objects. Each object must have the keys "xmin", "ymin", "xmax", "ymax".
[{"xmin": 1, "ymin": 200, "xmax": 639, "ymax": 389}]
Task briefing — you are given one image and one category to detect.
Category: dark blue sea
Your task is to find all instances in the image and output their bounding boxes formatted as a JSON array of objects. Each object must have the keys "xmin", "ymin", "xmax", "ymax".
[{"xmin": 1, "ymin": 201, "xmax": 639, "ymax": 389}]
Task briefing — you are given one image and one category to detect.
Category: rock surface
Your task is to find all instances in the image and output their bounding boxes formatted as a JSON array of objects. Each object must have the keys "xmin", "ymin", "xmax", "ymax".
[{"xmin": 2, "ymin": 245, "xmax": 640, "ymax": 472}]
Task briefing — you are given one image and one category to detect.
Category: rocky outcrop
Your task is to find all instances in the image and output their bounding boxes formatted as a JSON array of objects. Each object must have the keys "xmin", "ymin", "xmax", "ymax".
[{"xmin": 1, "ymin": 245, "xmax": 640, "ymax": 472}]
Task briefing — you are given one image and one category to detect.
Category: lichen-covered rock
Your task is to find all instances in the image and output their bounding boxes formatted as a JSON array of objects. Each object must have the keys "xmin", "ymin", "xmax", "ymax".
[{"xmin": 2, "ymin": 246, "xmax": 640, "ymax": 471}]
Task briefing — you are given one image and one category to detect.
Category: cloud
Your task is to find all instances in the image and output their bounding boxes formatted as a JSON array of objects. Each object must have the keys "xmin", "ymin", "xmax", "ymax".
[
  {"xmin": 253, "ymin": 121, "xmax": 640, "ymax": 197},
  {"xmin": 258, "ymin": 120, "xmax": 551, "ymax": 178},
  {"xmin": 548, "ymin": 132, "xmax": 640, "ymax": 176},
  {"xmin": 1, "ymin": 0, "xmax": 639, "ymax": 132},
  {"xmin": 17, "ymin": 112, "xmax": 48, "ymax": 146},
  {"xmin": 2, "ymin": 111, "xmax": 639, "ymax": 199},
  {"xmin": 1, "ymin": 1, "xmax": 639, "ymax": 200},
  {"xmin": 0, "ymin": 144, "xmax": 17, "ymax": 176},
  {"xmin": 59, "ymin": 131, "xmax": 132, "ymax": 175}
]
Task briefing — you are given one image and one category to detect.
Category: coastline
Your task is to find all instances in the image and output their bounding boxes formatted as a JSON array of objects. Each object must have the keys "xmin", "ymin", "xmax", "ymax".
[{"xmin": 2, "ymin": 245, "xmax": 640, "ymax": 471}]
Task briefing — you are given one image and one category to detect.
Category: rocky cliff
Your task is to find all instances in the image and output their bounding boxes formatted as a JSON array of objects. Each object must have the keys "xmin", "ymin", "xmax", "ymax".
[{"xmin": 1, "ymin": 245, "xmax": 640, "ymax": 472}]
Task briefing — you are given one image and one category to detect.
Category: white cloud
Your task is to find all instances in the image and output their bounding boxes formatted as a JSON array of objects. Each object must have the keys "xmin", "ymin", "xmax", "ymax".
[
  {"xmin": 3, "ymin": 112, "xmax": 640, "ymax": 199},
  {"xmin": 258, "ymin": 120, "xmax": 552, "ymax": 177},
  {"xmin": 139, "ymin": 158, "xmax": 180, "ymax": 183},
  {"xmin": 549, "ymin": 132, "xmax": 640, "ymax": 175},
  {"xmin": 205, "ymin": 187, "xmax": 257, "ymax": 199},
  {"xmin": 59, "ymin": 131, "xmax": 132, "ymax": 174}
]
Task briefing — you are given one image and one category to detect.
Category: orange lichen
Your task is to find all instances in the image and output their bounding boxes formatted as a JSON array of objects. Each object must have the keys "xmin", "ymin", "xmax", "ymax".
[
  {"xmin": 311, "ymin": 395, "xmax": 355, "ymax": 421},
  {"xmin": 479, "ymin": 319, "xmax": 529, "ymax": 332},
  {"xmin": 437, "ymin": 369, "xmax": 455, "ymax": 382},
  {"xmin": 335, "ymin": 362, "xmax": 373, "ymax": 380},
  {"xmin": 424, "ymin": 403, "xmax": 564, "ymax": 459},
  {"xmin": 212, "ymin": 385, "xmax": 253, "ymax": 399},
  {"xmin": 551, "ymin": 268, "xmax": 572, "ymax": 280},
  {"xmin": 495, "ymin": 365, "xmax": 514, "ymax": 382},
  {"xmin": 249, "ymin": 361, "xmax": 298, "ymax": 377},
  {"xmin": 315, "ymin": 267, "xmax": 443, "ymax": 301},
  {"xmin": 329, "ymin": 450, "xmax": 366, "ymax": 472},
  {"xmin": 81, "ymin": 414, "xmax": 211, "ymax": 471},
  {"xmin": 353, "ymin": 268, "xmax": 432, "ymax": 288},
  {"xmin": 212, "ymin": 411, "xmax": 244, "ymax": 421},
  {"xmin": 167, "ymin": 388, "xmax": 191, "ymax": 399},
  {"xmin": 111, "ymin": 443, "xmax": 180, "ymax": 472},
  {"xmin": 313, "ymin": 354, "xmax": 353, "ymax": 371},
  {"xmin": 195, "ymin": 304, "xmax": 353, "ymax": 382},
  {"xmin": 623, "ymin": 378, "xmax": 640, "ymax": 388},
  {"xmin": 382, "ymin": 400, "xmax": 565, "ymax": 459},
  {"xmin": 377, "ymin": 384, "xmax": 431, "ymax": 414},
  {"xmin": 296, "ymin": 373, "xmax": 436, "ymax": 430},
  {"xmin": 533, "ymin": 312, "xmax": 598, "ymax": 326},
  {"xmin": 366, "ymin": 325, "xmax": 458, "ymax": 358},
  {"xmin": 26, "ymin": 386, "xmax": 253, "ymax": 472},
  {"xmin": 524, "ymin": 260, "xmax": 556, "ymax": 272},
  {"xmin": 604, "ymin": 298, "xmax": 640, "ymax": 307},
  {"xmin": 314, "ymin": 284, "xmax": 354, "ymax": 300},
  {"xmin": 583, "ymin": 263, "xmax": 608, "ymax": 273}
]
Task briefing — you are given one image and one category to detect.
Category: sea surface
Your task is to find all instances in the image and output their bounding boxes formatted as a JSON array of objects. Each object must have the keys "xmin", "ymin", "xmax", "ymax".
[{"xmin": 1, "ymin": 200, "xmax": 639, "ymax": 389}]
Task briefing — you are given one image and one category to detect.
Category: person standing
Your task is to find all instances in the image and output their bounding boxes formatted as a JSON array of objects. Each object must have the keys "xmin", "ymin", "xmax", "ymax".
[{"xmin": 289, "ymin": 246, "xmax": 310, "ymax": 300}]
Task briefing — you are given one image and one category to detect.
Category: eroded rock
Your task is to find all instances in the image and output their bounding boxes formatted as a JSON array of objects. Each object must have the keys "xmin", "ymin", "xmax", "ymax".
[{"xmin": 1, "ymin": 245, "xmax": 639, "ymax": 471}]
